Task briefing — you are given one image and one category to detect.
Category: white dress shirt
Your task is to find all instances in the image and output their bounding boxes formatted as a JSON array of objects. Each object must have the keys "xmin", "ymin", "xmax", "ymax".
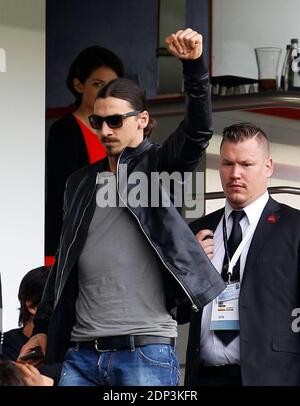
[{"xmin": 199, "ymin": 191, "xmax": 269, "ymax": 366}]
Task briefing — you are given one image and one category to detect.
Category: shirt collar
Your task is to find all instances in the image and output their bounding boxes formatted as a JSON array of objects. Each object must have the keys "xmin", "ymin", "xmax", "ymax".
[{"xmin": 225, "ymin": 191, "xmax": 269, "ymax": 224}]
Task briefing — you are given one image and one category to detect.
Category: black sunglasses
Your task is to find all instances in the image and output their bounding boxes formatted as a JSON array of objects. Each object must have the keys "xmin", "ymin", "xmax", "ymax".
[{"xmin": 88, "ymin": 111, "xmax": 141, "ymax": 129}]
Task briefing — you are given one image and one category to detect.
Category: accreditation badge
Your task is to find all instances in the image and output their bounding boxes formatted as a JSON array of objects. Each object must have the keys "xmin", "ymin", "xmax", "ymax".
[{"xmin": 210, "ymin": 282, "xmax": 240, "ymax": 331}]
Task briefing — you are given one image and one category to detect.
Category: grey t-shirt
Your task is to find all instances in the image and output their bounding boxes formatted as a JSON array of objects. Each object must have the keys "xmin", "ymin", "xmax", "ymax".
[{"xmin": 71, "ymin": 172, "xmax": 177, "ymax": 341}]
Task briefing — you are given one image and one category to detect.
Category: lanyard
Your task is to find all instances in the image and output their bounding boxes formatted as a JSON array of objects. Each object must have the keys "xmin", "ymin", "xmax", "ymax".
[{"xmin": 222, "ymin": 214, "xmax": 257, "ymax": 279}]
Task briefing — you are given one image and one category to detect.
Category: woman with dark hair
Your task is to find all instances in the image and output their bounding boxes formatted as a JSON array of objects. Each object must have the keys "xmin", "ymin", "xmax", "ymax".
[{"xmin": 46, "ymin": 47, "xmax": 124, "ymax": 264}]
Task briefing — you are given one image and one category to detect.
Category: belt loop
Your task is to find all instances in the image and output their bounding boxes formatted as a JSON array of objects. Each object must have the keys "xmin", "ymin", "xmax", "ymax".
[
  {"xmin": 173, "ymin": 338, "xmax": 176, "ymax": 350},
  {"xmin": 129, "ymin": 335, "xmax": 135, "ymax": 352}
]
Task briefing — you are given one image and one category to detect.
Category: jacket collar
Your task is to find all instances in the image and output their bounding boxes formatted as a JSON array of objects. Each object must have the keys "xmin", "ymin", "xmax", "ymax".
[
  {"xmin": 90, "ymin": 138, "xmax": 153, "ymax": 175},
  {"xmin": 121, "ymin": 137, "xmax": 152, "ymax": 160}
]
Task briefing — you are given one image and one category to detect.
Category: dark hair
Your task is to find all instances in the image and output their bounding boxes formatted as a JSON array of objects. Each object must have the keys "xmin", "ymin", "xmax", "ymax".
[
  {"xmin": 67, "ymin": 46, "xmax": 125, "ymax": 107},
  {"xmin": 220, "ymin": 123, "xmax": 269, "ymax": 153},
  {"xmin": 0, "ymin": 361, "xmax": 26, "ymax": 386},
  {"xmin": 96, "ymin": 78, "xmax": 156, "ymax": 137},
  {"xmin": 18, "ymin": 266, "xmax": 49, "ymax": 327}
]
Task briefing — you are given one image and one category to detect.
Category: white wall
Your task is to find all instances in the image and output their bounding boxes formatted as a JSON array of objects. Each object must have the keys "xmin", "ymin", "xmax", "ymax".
[
  {"xmin": 212, "ymin": 0, "xmax": 300, "ymax": 78},
  {"xmin": 0, "ymin": 0, "xmax": 45, "ymax": 330}
]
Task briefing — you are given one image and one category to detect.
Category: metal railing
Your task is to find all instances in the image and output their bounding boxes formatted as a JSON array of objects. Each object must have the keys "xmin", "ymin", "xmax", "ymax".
[
  {"xmin": 149, "ymin": 90, "xmax": 300, "ymax": 117},
  {"xmin": 212, "ymin": 91, "xmax": 300, "ymax": 112},
  {"xmin": 205, "ymin": 186, "xmax": 300, "ymax": 201}
]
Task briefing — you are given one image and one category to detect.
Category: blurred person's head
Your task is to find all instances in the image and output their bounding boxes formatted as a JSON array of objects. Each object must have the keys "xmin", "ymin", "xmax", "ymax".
[
  {"xmin": 18, "ymin": 266, "xmax": 49, "ymax": 328},
  {"xmin": 0, "ymin": 361, "xmax": 26, "ymax": 386},
  {"xmin": 219, "ymin": 123, "xmax": 273, "ymax": 209},
  {"xmin": 0, "ymin": 361, "xmax": 53, "ymax": 386},
  {"xmin": 67, "ymin": 46, "xmax": 124, "ymax": 109}
]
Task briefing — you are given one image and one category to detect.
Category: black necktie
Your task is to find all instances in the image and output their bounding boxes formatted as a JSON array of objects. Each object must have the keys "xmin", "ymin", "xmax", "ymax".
[
  {"xmin": 221, "ymin": 210, "xmax": 245, "ymax": 283},
  {"xmin": 215, "ymin": 210, "xmax": 245, "ymax": 345}
]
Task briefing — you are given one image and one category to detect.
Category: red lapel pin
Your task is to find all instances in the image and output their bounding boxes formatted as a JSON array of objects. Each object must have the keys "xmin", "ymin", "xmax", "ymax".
[{"xmin": 267, "ymin": 214, "xmax": 277, "ymax": 223}]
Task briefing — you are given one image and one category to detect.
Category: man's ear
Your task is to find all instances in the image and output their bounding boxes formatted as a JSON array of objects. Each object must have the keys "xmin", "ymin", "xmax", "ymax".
[
  {"xmin": 266, "ymin": 157, "xmax": 274, "ymax": 178},
  {"xmin": 73, "ymin": 78, "xmax": 83, "ymax": 94},
  {"xmin": 138, "ymin": 111, "xmax": 149, "ymax": 129},
  {"xmin": 25, "ymin": 300, "xmax": 37, "ymax": 316}
]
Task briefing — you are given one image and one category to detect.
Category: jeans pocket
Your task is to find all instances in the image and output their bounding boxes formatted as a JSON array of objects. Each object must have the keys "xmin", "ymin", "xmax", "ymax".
[
  {"xmin": 138, "ymin": 344, "xmax": 172, "ymax": 366},
  {"xmin": 137, "ymin": 344, "xmax": 180, "ymax": 386}
]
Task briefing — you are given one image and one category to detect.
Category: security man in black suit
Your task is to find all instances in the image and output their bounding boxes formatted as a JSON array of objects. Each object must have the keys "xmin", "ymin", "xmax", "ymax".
[{"xmin": 184, "ymin": 123, "xmax": 300, "ymax": 386}]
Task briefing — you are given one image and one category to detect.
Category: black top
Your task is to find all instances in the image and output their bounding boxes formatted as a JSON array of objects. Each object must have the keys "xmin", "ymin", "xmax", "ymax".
[
  {"xmin": 2, "ymin": 327, "xmax": 27, "ymax": 361},
  {"xmin": 45, "ymin": 114, "xmax": 89, "ymax": 257}
]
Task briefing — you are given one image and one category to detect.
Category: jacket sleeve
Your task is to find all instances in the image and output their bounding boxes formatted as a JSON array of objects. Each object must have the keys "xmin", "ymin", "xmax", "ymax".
[
  {"xmin": 33, "ymin": 176, "xmax": 75, "ymax": 336},
  {"xmin": 157, "ymin": 56, "xmax": 212, "ymax": 174},
  {"xmin": 32, "ymin": 260, "xmax": 57, "ymax": 335}
]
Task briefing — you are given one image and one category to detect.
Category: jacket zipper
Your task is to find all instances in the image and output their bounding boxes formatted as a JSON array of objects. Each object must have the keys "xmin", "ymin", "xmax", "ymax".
[
  {"xmin": 55, "ymin": 180, "xmax": 97, "ymax": 305},
  {"xmin": 116, "ymin": 151, "xmax": 199, "ymax": 312},
  {"xmin": 56, "ymin": 154, "xmax": 199, "ymax": 311}
]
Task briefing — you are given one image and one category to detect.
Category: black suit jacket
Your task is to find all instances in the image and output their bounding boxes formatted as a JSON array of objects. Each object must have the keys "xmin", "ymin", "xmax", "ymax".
[{"xmin": 185, "ymin": 197, "xmax": 300, "ymax": 386}]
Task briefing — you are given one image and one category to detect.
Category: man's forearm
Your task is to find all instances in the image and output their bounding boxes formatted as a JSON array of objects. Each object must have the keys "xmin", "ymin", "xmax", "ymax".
[{"xmin": 182, "ymin": 56, "xmax": 213, "ymax": 146}]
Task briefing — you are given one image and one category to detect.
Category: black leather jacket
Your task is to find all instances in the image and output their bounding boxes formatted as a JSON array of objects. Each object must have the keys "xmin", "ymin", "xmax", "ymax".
[{"xmin": 34, "ymin": 57, "xmax": 225, "ymax": 363}]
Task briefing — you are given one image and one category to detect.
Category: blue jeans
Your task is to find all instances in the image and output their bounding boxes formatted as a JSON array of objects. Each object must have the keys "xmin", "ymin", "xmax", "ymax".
[{"xmin": 59, "ymin": 344, "xmax": 180, "ymax": 386}]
